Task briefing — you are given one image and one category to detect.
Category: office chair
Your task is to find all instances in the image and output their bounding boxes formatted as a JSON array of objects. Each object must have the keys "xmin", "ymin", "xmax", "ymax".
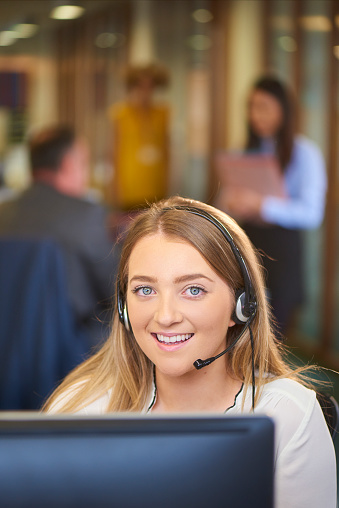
[
  {"xmin": 316, "ymin": 392, "xmax": 339, "ymax": 442},
  {"xmin": 0, "ymin": 237, "xmax": 87, "ymax": 410}
]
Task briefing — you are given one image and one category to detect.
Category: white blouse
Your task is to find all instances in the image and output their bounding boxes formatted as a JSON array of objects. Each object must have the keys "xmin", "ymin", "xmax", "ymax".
[
  {"xmin": 226, "ymin": 378, "xmax": 337, "ymax": 508},
  {"xmin": 48, "ymin": 377, "xmax": 337, "ymax": 508}
]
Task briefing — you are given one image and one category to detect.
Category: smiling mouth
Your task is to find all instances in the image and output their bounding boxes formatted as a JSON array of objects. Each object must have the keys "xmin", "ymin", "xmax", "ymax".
[{"xmin": 152, "ymin": 333, "xmax": 194, "ymax": 345}]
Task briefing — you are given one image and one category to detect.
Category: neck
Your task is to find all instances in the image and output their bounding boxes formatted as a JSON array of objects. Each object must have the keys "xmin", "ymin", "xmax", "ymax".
[
  {"xmin": 33, "ymin": 170, "xmax": 83, "ymax": 198},
  {"xmin": 152, "ymin": 360, "xmax": 242, "ymax": 413},
  {"xmin": 33, "ymin": 170, "xmax": 58, "ymax": 188},
  {"xmin": 127, "ymin": 94, "xmax": 152, "ymax": 110}
]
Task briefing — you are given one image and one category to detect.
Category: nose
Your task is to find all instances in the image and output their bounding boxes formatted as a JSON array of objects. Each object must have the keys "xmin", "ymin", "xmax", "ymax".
[{"xmin": 153, "ymin": 294, "xmax": 183, "ymax": 327}]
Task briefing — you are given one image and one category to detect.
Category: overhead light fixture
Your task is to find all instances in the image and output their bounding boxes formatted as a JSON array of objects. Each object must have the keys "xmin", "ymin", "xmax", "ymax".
[
  {"xmin": 50, "ymin": 5, "xmax": 85, "ymax": 20},
  {"xmin": 12, "ymin": 23, "xmax": 39, "ymax": 38},
  {"xmin": 0, "ymin": 31, "xmax": 17, "ymax": 46},
  {"xmin": 299, "ymin": 15, "xmax": 331, "ymax": 32},
  {"xmin": 192, "ymin": 9, "xmax": 213, "ymax": 23},
  {"xmin": 187, "ymin": 35, "xmax": 212, "ymax": 51},
  {"xmin": 95, "ymin": 32, "xmax": 126, "ymax": 49},
  {"xmin": 278, "ymin": 36, "xmax": 297, "ymax": 52}
]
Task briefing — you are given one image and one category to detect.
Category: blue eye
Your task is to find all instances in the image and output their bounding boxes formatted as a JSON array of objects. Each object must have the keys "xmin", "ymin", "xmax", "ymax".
[
  {"xmin": 190, "ymin": 287, "xmax": 201, "ymax": 296},
  {"xmin": 186, "ymin": 286, "xmax": 206, "ymax": 297},
  {"xmin": 132, "ymin": 286, "xmax": 153, "ymax": 296},
  {"xmin": 141, "ymin": 287, "xmax": 152, "ymax": 296}
]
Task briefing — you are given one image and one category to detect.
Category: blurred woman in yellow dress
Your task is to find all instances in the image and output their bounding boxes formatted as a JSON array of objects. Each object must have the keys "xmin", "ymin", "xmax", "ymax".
[{"xmin": 108, "ymin": 63, "xmax": 170, "ymax": 212}]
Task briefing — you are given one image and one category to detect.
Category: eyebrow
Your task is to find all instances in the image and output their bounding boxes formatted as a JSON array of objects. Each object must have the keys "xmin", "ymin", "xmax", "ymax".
[
  {"xmin": 129, "ymin": 275, "xmax": 157, "ymax": 284},
  {"xmin": 129, "ymin": 274, "xmax": 214, "ymax": 284}
]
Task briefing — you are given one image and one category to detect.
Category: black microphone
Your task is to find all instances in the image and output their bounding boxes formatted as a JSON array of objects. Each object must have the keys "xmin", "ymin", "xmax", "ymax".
[
  {"xmin": 194, "ymin": 354, "xmax": 226, "ymax": 370},
  {"xmin": 194, "ymin": 358, "xmax": 214, "ymax": 369},
  {"xmin": 193, "ymin": 320, "xmax": 251, "ymax": 370}
]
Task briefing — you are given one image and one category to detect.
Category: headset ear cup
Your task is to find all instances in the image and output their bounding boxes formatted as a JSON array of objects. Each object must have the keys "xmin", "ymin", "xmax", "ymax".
[
  {"xmin": 117, "ymin": 287, "xmax": 131, "ymax": 331},
  {"xmin": 117, "ymin": 288, "xmax": 125, "ymax": 326},
  {"xmin": 232, "ymin": 289, "xmax": 248, "ymax": 324},
  {"xmin": 123, "ymin": 304, "xmax": 131, "ymax": 332}
]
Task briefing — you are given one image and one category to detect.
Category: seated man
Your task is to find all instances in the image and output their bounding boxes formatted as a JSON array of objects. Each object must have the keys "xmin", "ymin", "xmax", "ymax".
[{"xmin": 0, "ymin": 125, "xmax": 118, "ymax": 346}]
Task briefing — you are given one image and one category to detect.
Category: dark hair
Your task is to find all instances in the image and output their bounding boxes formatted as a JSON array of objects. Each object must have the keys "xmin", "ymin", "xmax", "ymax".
[
  {"xmin": 246, "ymin": 76, "xmax": 296, "ymax": 171},
  {"xmin": 29, "ymin": 125, "xmax": 76, "ymax": 173}
]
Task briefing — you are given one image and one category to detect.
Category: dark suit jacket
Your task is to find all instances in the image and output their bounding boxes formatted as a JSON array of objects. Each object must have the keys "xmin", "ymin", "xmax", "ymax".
[
  {"xmin": 0, "ymin": 182, "xmax": 118, "ymax": 342},
  {"xmin": 0, "ymin": 238, "xmax": 88, "ymax": 409}
]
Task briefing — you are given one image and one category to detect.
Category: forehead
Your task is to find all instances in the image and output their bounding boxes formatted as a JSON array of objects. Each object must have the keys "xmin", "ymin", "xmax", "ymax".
[
  {"xmin": 250, "ymin": 89, "xmax": 281, "ymax": 108},
  {"xmin": 128, "ymin": 233, "xmax": 213, "ymax": 276}
]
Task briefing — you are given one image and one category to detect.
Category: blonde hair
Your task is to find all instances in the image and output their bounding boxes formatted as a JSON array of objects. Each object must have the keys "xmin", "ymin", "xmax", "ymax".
[{"xmin": 43, "ymin": 196, "xmax": 311, "ymax": 413}]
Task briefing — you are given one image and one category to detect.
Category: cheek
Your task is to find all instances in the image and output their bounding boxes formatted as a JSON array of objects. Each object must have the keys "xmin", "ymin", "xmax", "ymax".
[
  {"xmin": 194, "ymin": 298, "xmax": 234, "ymax": 334},
  {"xmin": 266, "ymin": 104, "xmax": 283, "ymax": 131},
  {"xmin": 272, "ymin": 109, "xmax": 283, "ymax": 130},
  {"xmin": 127, "ymin": 306, "xmax": 151, "ymax": 352},
  {"xmin": 127, "ymin": 299, "xmax": 153, "ymax": 331},
  {"xmin": 249, "ymin": 109, "xmax": 267, "ymax": 132}
]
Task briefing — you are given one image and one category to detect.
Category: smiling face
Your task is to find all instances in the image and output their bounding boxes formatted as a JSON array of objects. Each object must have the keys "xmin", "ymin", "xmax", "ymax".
[{"xmin": 126, "ymin": 233, "xmax": 235, "ymax": 378}]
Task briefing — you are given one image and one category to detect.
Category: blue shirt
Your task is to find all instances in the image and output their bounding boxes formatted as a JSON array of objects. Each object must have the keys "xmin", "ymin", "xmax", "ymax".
[{"xmin": 260, "ymin": 135, "xmax": 327, "ymax": 229}]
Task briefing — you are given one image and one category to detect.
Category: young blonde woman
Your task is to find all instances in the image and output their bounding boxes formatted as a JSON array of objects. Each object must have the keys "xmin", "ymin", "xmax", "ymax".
[{"xmin": 44, "ymin": 196, "xmax": 336, "ymax": 508}]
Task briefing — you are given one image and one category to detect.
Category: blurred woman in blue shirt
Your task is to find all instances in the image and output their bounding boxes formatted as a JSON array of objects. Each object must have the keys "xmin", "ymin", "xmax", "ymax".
[{"xmin": 225, "ymin": 76, "xmax": 327, "ymax": 337}]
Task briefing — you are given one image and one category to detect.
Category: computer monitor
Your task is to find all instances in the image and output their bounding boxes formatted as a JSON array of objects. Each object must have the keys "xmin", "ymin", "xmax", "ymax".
[{"xmin": 0, "ymin": 414, "xmax": 274, "ymax": 508}]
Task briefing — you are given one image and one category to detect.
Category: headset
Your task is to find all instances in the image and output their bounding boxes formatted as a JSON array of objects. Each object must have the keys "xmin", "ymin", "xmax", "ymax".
[{"xmin": 117, "ymin": 205, "xmax": 257, "ymax": 331}]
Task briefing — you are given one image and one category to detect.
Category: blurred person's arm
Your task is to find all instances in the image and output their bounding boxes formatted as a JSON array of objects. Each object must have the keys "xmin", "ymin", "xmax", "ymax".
[
  {"xmin": 260, "ymin": 137, "xmax": 326, "ymax": 229},
  {"xmin": 86, "ymin": 204, "xmax": 119, "ymax": 298},
  {"xmin": 70, "ymin": 202, "xmax": 119, "ymax": 321},
  {"xmin": 224, "ymin": 137, "xmax": 327, "ymax": 229}
]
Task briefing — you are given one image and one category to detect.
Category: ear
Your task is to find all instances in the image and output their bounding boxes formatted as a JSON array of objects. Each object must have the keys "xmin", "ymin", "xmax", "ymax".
[
  {"xmin": 60, "ymin": 149, "xmax": 73, "ymax": 175},
  {"xmin": 228, "ymin": 318, "xmax": 236, "ymax": 328}
]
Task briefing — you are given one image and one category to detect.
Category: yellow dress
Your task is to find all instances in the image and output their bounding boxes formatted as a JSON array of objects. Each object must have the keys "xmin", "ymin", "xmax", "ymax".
[{"xmin": 108, "ymin": 101, "xmax": 169, "ymax": 210}]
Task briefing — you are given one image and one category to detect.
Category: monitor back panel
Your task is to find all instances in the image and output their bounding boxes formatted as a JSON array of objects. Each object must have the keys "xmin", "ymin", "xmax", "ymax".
[{"xmin": 0, "ymin": 415, "xmax": 274, "ymax": 508}]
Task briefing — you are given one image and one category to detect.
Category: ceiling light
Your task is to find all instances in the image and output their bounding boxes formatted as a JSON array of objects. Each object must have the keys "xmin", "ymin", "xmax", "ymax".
[
  {"xmin": 278, "ymin": 36, "xmax": 297, "ymax": 52},
  {"xmin": 12, "ymin": 23, "xmax": 39, "ymax": 38},
  {"xmin": 50, "ymin": 5, "xmax": 85, "ymax": 20},
  {"xmin": 192, "ymin": 9, "xmax": 213, "ymax": 23},
  {"xmin": 187, "ymin": 35, "xmax": 212, "ymax": 51},
  {"xmin": 95, "ymin": 32, "xmax": 126, "ymax": 49},
  {"xmin": 0, "ymin": 31, "xmax": 17, "ymax": 46}
]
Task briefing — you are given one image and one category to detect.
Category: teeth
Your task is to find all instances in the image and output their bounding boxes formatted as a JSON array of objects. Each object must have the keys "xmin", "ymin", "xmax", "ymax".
[{"xmin": 156, "ymin": 333, "xmax": 193, "ymax": 344}]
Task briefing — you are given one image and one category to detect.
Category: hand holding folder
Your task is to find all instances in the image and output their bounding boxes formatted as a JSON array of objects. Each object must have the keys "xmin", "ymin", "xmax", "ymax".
[{"xmin": 214, "ymin": 152, "xmax": 286, "ymax": 220}]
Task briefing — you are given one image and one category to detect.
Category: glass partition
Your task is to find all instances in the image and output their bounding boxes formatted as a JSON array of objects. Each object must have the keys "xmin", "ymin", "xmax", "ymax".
[
  {"xmin": 269, "ymin": 0, "xmax": 296, "ymax": 79},
  {"xmin": 266, "ymin": 0, "xmax": 332, "ymax": 346},
  {"xmin": 298, "ymin": 0, "xmax": 331, "ymax": 344}
]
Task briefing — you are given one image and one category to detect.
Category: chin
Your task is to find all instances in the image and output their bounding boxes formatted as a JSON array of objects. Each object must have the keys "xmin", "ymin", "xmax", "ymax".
[{"xmin": 155, "ymin": 360, "xmax": 196, "ymax": 379}]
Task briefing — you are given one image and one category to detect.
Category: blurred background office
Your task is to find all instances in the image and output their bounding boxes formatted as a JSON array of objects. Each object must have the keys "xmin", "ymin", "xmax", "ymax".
[{"xmin": 0, "ymin": 0, "xmax": 339, "ymax": 378}]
